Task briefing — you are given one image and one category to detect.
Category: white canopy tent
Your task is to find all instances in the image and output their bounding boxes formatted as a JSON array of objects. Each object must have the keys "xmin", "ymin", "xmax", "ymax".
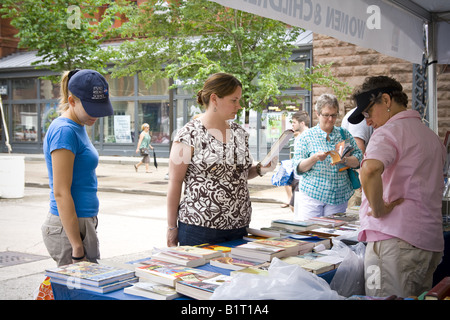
[{"xmin": 209, "ymin": 0, "xmax": 450, "ymax": 133}]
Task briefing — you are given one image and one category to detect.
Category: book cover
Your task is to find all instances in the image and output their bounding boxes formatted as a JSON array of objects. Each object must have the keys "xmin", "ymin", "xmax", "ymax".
[
  {"xmin": 230, "ymin": 242, "xmax": 289, "ymax": 262},
  {"xmin": 307, "ymin": 216, "xmax": 347, "ymax": 227},
  {"xmin": 166, "ymin": 246, "xmax": 223, "ymax": 259},
  {"xmin": 124, "ymin": 281, "xmax": 181, "ymax": 300},
  {"xmin": 271, "ymin": 219, "xmax": 317, "ymax": 231},
  {"xmin": 194, "ymin": 244, "xmax": 232, "ymax": 254},
  {"xmin": 175, "ymin": 275, "xmax": 232, "ymax": 300},
  {"xmin": 45, "ymin": 261, "xmax": 136, "ymax": 287},
  {"xmin": 151, "ymin": 249, "xmax": 206, "ymax": 267},
  {"xmin": 260, "ymin": 129, "xmax": 294, "ymax": 166},
  {"xmin": 209, "ymin": 256, "xmax": 261, "ymax": 270},
  {"xmin": 326, "ymin": 139, "xmax": 354, "ymax": 171},
  {"xmin": 135, "ymin": 259, "xmax": 220, "ymax": 287}
]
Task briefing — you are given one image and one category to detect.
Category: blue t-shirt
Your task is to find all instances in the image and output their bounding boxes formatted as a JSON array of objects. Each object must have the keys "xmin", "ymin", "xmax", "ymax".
[{"xmin": 43, "ymin": 117, "xmax": 99, "ymax": 217}]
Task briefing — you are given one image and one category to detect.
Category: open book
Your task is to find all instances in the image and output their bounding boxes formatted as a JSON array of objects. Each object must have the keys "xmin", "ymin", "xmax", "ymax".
[
  {"xmin": 260, "ymin": 129, "xmax": 294, "ymax": 166},
  {"xmin": 326, "ymin": 140, "xmax": 354, "ymax": 171}
]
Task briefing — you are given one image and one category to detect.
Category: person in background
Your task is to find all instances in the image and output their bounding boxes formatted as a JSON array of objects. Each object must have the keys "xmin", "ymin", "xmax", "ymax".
[
  {"xmin": 166, "ymin": 73, "xmax": 276, "ymax": 246},
  {"xmin": 287, "ymin": 111, "xmax": 310, "ymax": 212},
  {"xmin": 292, "ymin": 94, "xmax": 362, "ymax": 220},
  {"xmin": 341, "ymin": 107, "xmax": 373, "ymax": 207},
  {"xmin": 42, "ymin": 69, "xmax": 113, "ymax": 266},
  {"xmin": 349, "ymin": 75, "xmax": 446, "ymax": 298},
  {"xmin": 134, "ymin": 123, "xmax": 154, "ymax": 173}
]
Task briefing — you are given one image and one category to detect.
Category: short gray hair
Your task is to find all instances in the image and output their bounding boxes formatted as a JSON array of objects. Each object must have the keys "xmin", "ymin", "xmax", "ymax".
[{"xmin": 314, "ymin": 94, "xmax": 339, "ymax": 114}]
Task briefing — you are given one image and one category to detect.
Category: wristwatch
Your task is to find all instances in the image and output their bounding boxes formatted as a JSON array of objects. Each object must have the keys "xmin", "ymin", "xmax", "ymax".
[{"xmin": 256, "ymin": 162, "xmax": 264, "ymax": 177}]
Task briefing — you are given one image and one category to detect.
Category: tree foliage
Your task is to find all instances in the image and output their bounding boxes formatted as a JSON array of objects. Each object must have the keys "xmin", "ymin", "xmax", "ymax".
[
  {"xmin": 0, "ymin": 0, "xmax": 120, "ymax": 80},
  {"xmin": 105, "ymin": 0, "xmax": 352, "ymax": 111},
  {"xmin": 1, "ymin": 0, "xmax": 352, "ymax": 109}
]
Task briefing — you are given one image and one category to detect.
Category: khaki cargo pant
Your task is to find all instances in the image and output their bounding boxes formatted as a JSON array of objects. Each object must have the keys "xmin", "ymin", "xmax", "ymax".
[
  {"xmin": 41, "ymin": 212, "xmax": 100, "ymax": 266},
  {"xmin": 364, "ymin": 238, "xmax": 442, "ymax": 298}
]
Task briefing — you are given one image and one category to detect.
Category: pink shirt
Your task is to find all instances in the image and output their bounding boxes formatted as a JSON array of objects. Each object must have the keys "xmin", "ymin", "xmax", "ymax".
[{"xmin": 358, "ymin": 110, "xmax": 445, "ymax": 252}]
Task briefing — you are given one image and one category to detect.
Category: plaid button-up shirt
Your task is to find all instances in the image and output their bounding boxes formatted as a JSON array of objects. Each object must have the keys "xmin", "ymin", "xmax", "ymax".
[{"xmin": 292, "ymin": 125, "xmax": 363, "ymax": 205}]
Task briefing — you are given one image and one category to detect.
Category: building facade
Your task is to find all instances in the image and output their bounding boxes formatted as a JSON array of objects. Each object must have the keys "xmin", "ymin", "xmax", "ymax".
[{"xmin": 0, "ymin": 46, "xmax": 313, "ymax": 160}]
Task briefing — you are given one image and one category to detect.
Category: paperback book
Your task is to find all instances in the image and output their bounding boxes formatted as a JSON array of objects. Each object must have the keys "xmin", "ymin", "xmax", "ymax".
[
  {"xmin": 49, "ymin": 276, "xmax": 138, "ymax": 294},
  {"xmin": 135, "ymin": 259, "xmax": 220, "ymax": 287},
  {"xmin": 175, "ymin": 275, "xmax": 232, "ymax": 300},
  {"xmin": 151, "ymin": 248, "xmax": 206, "ymax": 267},
  {"xmin": 124, "ymin": 280, "xmax": 181, "ymax": 300},
  {"xmin": 45, "ymin": 261, "xmax": 136, "ymax": 287},
  {"xmin": 271, "ymin": 219, "xmax": 317, "ymax": 232},
  {"xmin": 209, "ymin": 256, "xmax": 262, "ymax": 271},
  {"xmin": 165, "ymin": 246, "xmax": 223, "ymax": 260}
]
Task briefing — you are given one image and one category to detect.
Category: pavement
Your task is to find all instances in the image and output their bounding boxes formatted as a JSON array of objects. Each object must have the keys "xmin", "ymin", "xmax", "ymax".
[{"xmin": 0, "ymin": 153, "xmax": 294, "ymax": 300}]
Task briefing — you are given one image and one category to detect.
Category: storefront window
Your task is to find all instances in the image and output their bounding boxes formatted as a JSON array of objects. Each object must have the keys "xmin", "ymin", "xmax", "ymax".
[
  {"xmin": 41, "ymin": 102, "xmax": 59, "ymax": 140},
  {"xmin": 105, "ymin": 75, "xmax": 134, "ymax": 97},
  {"xmin": 103, "ymin": 101, "xmax": 135, "ymax": 143},
  {"xmin": 12, "ymin": 78, "xmax": 37, "ymax": 100},
  {"xmin": 40, "ymin": 79, "xmax": 60, "ymax": 100},
  {"xmin": 138, "ymin": 100, "xmax": 170, "ymax": 144},
  {"xmin": 138, "ymin": 77, "xmax": 169, "ymax": 96},
  {"xmin": 263, "ymin": 94, "xmax": 306, "ymax": 144},
  {"xmin": 12, "ymin": 104, "xmax": 38, "ymax": 142}
]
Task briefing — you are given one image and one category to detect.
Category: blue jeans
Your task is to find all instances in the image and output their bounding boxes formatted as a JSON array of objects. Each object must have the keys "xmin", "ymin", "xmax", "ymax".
[{"xmin": 178, "ymin": 221, "xmax": 248, "ymax": 246}]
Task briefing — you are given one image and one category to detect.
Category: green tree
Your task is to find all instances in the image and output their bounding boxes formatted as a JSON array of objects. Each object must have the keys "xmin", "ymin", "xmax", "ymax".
[
  {"xmin": 0, "ymin": 0, "xmax": 121, "ymax": 80},
  {"xmin": 106, "ymin": 0, "xmax": 351, "ymax": 111}
]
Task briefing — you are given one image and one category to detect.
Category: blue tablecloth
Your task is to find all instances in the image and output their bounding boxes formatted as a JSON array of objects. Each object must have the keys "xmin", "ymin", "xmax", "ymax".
[{"xmin": 51, "ymin": 239, "xmax": 336, "ymax": 300}]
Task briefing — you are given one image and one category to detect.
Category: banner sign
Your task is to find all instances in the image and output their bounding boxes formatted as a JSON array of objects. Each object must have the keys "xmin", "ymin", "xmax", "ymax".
[{"xmin": 209, "ymin": 0, "xmax": 425, "ymax": 64}]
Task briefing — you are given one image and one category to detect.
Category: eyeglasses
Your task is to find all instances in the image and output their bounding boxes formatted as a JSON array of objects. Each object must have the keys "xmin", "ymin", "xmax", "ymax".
[
  {"xmin": 362, "ymin": 102, "xmax": 375, "ymax": 119},
  {"xmin": 320, "ymin": 113, "xmax": 338, "ymax": 119}
]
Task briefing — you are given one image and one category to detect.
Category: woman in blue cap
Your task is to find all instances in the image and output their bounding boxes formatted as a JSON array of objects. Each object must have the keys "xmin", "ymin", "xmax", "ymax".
[{"xmin": 41, "ymin": 69, "xmax": 113, "ymax": 266}]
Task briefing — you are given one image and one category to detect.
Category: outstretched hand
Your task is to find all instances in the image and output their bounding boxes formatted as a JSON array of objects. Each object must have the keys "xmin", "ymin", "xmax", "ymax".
[{"xmin": 261, "ymin": 156, "xmax": 278, "ymax": 174}]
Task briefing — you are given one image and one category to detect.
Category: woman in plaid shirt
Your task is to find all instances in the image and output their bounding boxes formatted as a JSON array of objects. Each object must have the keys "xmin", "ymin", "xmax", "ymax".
[{"xmin": 292, "ymin": 94, "xmax": 363, "ymax": 219}]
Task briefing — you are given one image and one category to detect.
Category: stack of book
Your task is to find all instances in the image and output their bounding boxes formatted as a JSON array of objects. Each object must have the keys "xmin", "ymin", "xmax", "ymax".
[
  {"xmin": 230, "ymin": 238, "xmax": 301, "ymax": 263},
  {"xmin": 124, "ymin": 281, "xmax": 181, "ymax": 300},
  {"xmin": 149, "ymin": 245, "xmax": 225, "ymax": 267},
  {"xmin": 45, "ymin": 261, "xmax": 137, "ymax": 294},
  {"xmin": 130, "ymin": 258, "xmax": 233, "ymax": 300},
  {"xmin": 134, "ymin": 259, "xmax": 221, "ymax": 287},
  {"xmin": 175, "ymin": 274, "xmax": 232, "ymax": 300}
]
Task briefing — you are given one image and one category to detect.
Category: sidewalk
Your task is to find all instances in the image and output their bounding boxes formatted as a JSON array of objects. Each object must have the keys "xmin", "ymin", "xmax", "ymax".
[
  {"xmin": 23, "ymin": 153, "xmax": 287, "ymax": 203},
  {"xmin": 0, "ymin": 153, "xmax": 294, "ymax": 300}
]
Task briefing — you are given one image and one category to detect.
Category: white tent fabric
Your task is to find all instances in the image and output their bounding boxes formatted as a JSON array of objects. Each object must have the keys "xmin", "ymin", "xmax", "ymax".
[{"xmin": 209, "ymin": 0, "xmax": 450, "ymax": 132}]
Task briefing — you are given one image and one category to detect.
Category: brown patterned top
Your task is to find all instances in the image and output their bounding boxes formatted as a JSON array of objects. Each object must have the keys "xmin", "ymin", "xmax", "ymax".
[{"xmin": 174, "ymin": 119, "xmax": 253, "ymax": 230}]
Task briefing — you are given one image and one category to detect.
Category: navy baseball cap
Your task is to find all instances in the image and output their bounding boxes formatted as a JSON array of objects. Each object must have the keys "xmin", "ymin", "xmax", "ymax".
[{"xmin": 68, "ymin": 69, "xmax": 113, "ymax": 117}]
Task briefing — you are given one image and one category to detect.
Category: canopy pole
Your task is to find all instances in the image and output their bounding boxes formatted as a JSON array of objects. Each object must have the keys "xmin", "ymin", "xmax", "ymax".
[{"xmin": 427, "ymin": 18, "xmax": 438, "ymax": 134}]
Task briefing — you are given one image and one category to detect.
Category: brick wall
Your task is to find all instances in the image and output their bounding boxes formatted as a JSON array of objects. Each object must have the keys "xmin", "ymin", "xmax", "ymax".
[{"xmin": 312, "ymin": 33, "xmax": 449, "ymax": 141}]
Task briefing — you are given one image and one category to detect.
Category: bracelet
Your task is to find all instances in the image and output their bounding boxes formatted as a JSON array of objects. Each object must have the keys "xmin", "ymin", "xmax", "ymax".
[
  {"xmin": 168, "ymin": 226, "xmax": 178, "ymax": 231},
  {"xmin": 256, "ymin": 162, "xmax": 264, "ymax": 177},
  {"xmin": 71, "ymin": 254, "xmax": 85, "ymax": 261}
]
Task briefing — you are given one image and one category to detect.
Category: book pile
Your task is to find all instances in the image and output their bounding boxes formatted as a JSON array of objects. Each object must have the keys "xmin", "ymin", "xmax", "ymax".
[
  {"xmin": 124, "ymin": 245, "xmax": 234, "ymax": 300},
  {"xmin": 45, "ymin": 261, "xmax": 137, "ymax": 294},
  {"xmin": 124, "ymin": 281, "xmax": 181, "ymax": 300},
  {"xmin": 149, "ymin": 246, "xmax": 223, "ymax": 267},
  {"xmin": 231, "ymin": 251, "xmax": 344, "ymax": 277},
  {"xmin": 248, "ymin": 216, "xmax": 360, "ymax": 249},
  {"xmin": 175, "ymin": 274, "xmax": 233, "ymax": 300},
  {"xmin": 230, "ymin": 238, "xmax": 302, "ymax": 263}
]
